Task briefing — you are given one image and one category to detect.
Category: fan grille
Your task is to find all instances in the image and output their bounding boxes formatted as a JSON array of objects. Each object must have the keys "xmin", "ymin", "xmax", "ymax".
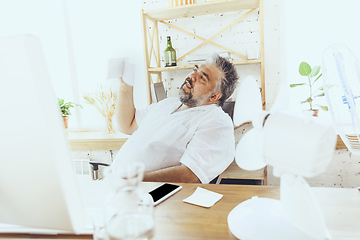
[{"xmin": 323, "ymin": 43, "xmax": 360, "ymax": 153}]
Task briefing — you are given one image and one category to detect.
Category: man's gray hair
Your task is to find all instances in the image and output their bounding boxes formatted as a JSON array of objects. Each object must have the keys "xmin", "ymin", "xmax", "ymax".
[{"xmin": 212, "ymin": 54, "xmax": 239, "ymax": 106}]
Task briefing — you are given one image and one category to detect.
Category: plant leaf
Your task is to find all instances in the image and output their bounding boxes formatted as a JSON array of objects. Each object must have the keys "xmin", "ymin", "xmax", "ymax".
[
  {"xmin": 299, "ymin": 62, "xmax": 312, "ymax": 76},
  {"xmin": 313, "ymin": 73, "xmax": 323, "ymax": 84},
  {"xmin": 301, "ymin": 97, "xmax": 312, "ymax": 104},
  {"xmin": 290, "ymin": 83, "xmax": 307, "ymax": 87},
  {"xmin": 309, "ymin": 65, "xmax": 321, "ymax": 78},
  {"xmin": 314, "ymin": 92, "xmax": 325, "ymax": 98},
  {"xmin": 316, "ymin": 104, "xmax": 328, "ymax": 111},
  {"xmin": 57, "ymin": 98, "xmax": 82, "ymax": 116},
  {"xmin": 317, "ymin": 86, "xmax": 324, "ymax": 91}
]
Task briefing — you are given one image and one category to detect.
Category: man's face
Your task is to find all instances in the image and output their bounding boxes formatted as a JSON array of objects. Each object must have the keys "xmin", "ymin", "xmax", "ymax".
[{"xmin": 179, "ymin": 63, "xmax": 224, "ymax": 107}]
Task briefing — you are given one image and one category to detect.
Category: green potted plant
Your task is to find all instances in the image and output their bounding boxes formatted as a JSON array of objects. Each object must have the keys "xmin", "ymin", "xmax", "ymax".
[
  {"xmin": 290, "ymin": 61, "xmax": 328, "ymax": 116},
  {"xmin": 58, "ymin": 98, "xmax": 82, "ymax": 131}
]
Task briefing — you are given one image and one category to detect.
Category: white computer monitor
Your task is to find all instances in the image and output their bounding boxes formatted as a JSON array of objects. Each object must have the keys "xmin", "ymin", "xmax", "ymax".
[{"xmin": 0, "ymin": 35, "xmax": 87, "ymax": 233}]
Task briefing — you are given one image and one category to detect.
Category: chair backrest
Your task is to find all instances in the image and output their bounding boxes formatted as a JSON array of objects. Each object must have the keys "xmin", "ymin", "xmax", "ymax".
[
  {"xmin": 217, "ymin": 100, "xmax": 267, "ymax": 185},
  {"xmin": 221, "ymin": 101, "xmax": 235, "ymax": 120},
  {"xmin": 152, "ymin": 82, "xmax": 167, "ymax": 103}
]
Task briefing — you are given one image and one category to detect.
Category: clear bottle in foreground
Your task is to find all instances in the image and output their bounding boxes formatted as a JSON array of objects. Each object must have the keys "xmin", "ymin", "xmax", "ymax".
[{"xmin": 104, "ymin": 162, "xmax": 154, "ymax": 240}]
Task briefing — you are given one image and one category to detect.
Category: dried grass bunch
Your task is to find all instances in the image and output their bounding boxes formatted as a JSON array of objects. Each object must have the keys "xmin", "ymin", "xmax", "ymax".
[{"xmin": 83, "ymin": 85, "xmax": 118, "ymax": 135}]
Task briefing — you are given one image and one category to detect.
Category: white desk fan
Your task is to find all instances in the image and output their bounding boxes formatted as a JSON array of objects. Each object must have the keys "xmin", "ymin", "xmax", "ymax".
[
  {"xmin": 228, "ymin": 76, "xmax": 337, "ymax": 240},
  {"xmin": 322, "ymin": 43, "xmax": 360, "ymax": 154}
]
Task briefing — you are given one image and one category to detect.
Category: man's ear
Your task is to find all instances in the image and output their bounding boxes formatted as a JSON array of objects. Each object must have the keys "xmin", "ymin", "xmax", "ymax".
[{"xmin": 210, "ymin": 92, "xmax": 222, "ymax": 103}]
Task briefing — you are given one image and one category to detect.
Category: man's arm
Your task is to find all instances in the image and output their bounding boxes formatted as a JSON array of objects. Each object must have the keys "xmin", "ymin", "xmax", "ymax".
[
  {"xmin": 143, "ymin": 164, "xmax": 200, "ymax": 183},
  {"xmin": 115, "ymin": 77, "xmax": 138, "ymax": 135}
]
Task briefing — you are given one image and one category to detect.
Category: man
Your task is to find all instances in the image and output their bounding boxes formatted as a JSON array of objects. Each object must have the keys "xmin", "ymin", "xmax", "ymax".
[{"xmin": 111, "ymin": 54, "xmax": 238, "ymax": 183}]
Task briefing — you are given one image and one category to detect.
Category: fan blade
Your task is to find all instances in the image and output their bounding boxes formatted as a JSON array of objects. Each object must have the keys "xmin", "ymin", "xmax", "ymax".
[
  {"xmin": 281, "ymin": 174, "xmax": 331, "ymax": 240},
  {"xmin": 235, "ymin": 128, "xmax": 266, "ymax": 171},
  {"xmin": 233, "ymin": 75, "xmax": 262, "ymax": 127}
]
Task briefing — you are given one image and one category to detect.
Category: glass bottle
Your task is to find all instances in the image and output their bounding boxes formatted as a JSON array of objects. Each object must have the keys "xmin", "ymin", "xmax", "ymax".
[
  {"xmin": 164, "ymin": 36, "xmax": 176, "ymax": 67},
  {"xmin": 104, "ymin": 162, "xmax": 154, "ymax": 240}
]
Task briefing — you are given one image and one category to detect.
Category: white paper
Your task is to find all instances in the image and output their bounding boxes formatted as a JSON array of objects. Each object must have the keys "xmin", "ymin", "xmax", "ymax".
[
  {"xmin": 183, "ymin": 187, "xmax": 223, "ymax": 208},
  {"xmin": 107, "ymin": 57, "xmax": 135, "ymax": 86},
  {"xmin": 123, "ymin": 61, "xmax": 135, "ymax": 86},
  {"xmin": 107, "ymin": 57, "xmax": 128, "ymax": 79}
]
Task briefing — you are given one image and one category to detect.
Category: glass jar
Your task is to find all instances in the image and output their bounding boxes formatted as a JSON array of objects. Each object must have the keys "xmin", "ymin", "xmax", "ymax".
[{"xmin": 104, "ymin": 162, "xmax": 154, "ymax": 240}]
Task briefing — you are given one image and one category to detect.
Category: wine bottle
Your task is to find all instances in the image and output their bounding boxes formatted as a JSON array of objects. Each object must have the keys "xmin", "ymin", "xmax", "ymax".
[{"xmin": 164, "ymin": 36, "xmax": 176, "ymax": 67}]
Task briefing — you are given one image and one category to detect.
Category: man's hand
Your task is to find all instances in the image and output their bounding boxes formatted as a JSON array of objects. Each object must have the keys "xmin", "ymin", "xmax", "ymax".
[{"xmin": 143, "ymin": 164, "xmax": 201, "ymax": 183}]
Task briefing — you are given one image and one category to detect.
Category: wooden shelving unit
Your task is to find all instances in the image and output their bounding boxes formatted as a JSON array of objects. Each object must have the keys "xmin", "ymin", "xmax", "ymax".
[
  {"xmin": 141, "ymin": 0, "xmax": 265, "ymax": 106},
  {"xmin": 148, "ymin": 59, "xmax": 262, "ymax": 72},
  {"xmin": 144, "ymin": 0, "xmax": 260, "ymax": 21}
]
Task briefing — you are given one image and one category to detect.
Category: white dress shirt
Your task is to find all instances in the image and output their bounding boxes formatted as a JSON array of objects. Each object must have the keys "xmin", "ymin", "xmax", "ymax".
[{"xmin": 112, "ymin": 97, "xmax": 235, "ymax": 183}]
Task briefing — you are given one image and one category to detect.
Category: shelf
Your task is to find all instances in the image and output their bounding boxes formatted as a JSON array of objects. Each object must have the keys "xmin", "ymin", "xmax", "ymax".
[
  {"xmin": 67, "ymin": 131, "xmax": 129, "ymax": 150},
  {"xmin": 144, "ymin": 0, "xmax": 260, "ymax": 21},
  {"xmin": 148, "ymin": 59, "xmax": 261, "ymax": 72}
]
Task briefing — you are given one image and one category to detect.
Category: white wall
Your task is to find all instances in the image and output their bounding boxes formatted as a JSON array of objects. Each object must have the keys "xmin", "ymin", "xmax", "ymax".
[
  {"xmin": 0, "ymin": 0, "xmax": 73, "ymax": 102},
  {"xmin": 0, "ymin": 0, "xmax": 146, "ymax": 131},
  {"xmin": 281, "ymin": 0, "xmax": 360, "ymax": 118},
  {"xmin": 65, "ymin": 0, "xmax": 147, "ymax": 130},
  {"xmin": 275, "ymin": 0, "xmax": 360, "ymax": 188}
]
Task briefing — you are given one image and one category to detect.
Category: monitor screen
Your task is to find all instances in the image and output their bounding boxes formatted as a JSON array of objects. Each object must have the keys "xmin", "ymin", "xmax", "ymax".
[{"xmin": 0, "ymin": 35, "xmax": 86, "ymax": 233}]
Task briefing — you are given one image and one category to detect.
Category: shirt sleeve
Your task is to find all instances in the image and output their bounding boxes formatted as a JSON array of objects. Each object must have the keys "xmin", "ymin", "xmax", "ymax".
[
  {"xmin": 135, "ymin": 108, "xmax": 149, "ymax": 126},
  {"xmin": 135, "ymin": 102, "xmax": 157, "ymax": 126},
  {"xmin": 180, "ymin": 112, "xmax": 235, "ymax": 183}
]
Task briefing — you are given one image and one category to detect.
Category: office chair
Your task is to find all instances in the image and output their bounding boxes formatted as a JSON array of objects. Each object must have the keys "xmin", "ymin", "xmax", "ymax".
[{"xmin": 217, "ymin": 101, "xmax": 268, "ymax": 185}]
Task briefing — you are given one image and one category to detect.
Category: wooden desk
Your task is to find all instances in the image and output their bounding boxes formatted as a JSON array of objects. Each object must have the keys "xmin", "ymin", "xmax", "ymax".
[
  {"xmin": 0, "ymin": 183, "xmax": 359, "ymax": 239},
  {"xmin": 151, "ymin": 184, "xmax": 279, "ymax": 240}
]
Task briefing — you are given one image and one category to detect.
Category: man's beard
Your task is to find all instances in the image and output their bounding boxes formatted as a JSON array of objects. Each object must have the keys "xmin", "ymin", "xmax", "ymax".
[{"xmin": 179, "ymin": 77, "xmax": 211, "ymax": 107}]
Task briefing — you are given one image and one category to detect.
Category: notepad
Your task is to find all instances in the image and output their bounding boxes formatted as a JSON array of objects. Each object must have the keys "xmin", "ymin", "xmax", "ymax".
[{"xmin": 183, "ymin": 187, "xmax": 223, "ymax": 208}]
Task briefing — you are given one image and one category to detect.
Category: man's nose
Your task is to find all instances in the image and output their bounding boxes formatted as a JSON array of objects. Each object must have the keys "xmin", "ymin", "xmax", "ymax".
[{"xmin": 190, "ymin": 72, "xmax": 197, "ymax": 82}]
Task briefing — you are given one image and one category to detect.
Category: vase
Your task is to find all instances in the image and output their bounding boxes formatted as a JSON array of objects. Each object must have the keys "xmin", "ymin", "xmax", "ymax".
[
  {"xmin": 62, "ymin": 116, "xmax": 69, "ymax": 135},
  {"xmin": 303, "ymin": 109, "xmax": 319, "ymax": 117},
  {"xmin": 103, "ymin": 115, "xmax": 116, "ymax": 136}
]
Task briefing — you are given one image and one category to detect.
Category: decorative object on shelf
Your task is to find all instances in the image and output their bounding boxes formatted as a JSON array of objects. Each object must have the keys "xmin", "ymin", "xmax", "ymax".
[
  {"xmin": 290, "ymin": 61, "xmax": 328, "ymax": 116},
  {"xmin": 58, "ymin": 98, "xmax": 82, "ymax": 133},
  {"xmin": 83, "ymin": 85, "xmax": 118, "ymax": 135},
  {"xmin": 164, "ymin": 36, "xmax": 177, "ymax": 67},
  {"xmin": 169, "ymin": 0, "xmax": 195, "ymax": 7},
  {"xmin": 185, "ymin": 52, "xmax": 231, "ymax": 64}
]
